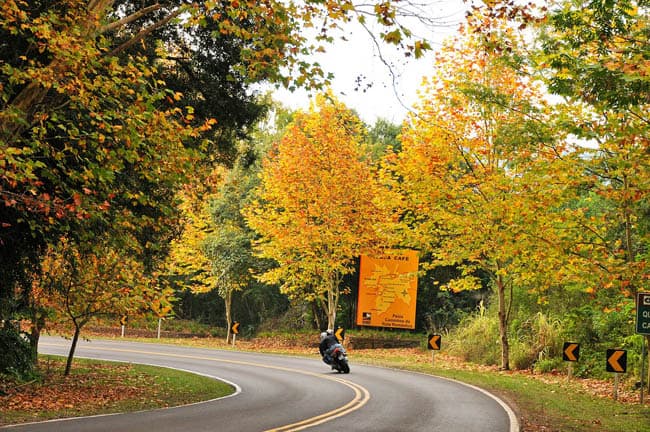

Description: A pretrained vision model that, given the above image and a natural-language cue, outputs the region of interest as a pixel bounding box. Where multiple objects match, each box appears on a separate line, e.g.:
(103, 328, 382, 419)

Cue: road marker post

(119, 315, 127, 338)
(635, 292, 650, 404)
(606, 349, 627, 401)
(231, 321, 240, 347)
(562, 342, 580, 380)
(427, 334, 441, 366)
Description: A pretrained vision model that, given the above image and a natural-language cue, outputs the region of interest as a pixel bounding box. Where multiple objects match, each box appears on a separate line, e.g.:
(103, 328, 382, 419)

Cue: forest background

(1, 0, 649, 395)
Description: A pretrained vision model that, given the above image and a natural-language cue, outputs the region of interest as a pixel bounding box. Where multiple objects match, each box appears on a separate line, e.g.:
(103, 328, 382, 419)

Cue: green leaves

(538, 0, 650, 108)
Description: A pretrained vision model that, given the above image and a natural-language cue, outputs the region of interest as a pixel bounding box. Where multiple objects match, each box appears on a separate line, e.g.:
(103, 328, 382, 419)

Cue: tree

(244, 94, 389, 330)
(202, 144, 266, 341)
(0, 0, 203, 330)
(165, 102, 292, 339)
(34, 236, 172, 375)
(535, 0, 650, 302)
(387, 13, 570, 370)
(367, 118, 403, 160)
(533, 0, 650, 381)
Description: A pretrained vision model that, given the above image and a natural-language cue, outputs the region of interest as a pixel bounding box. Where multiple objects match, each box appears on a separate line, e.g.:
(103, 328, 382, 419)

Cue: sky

(271, 1, 468, 125)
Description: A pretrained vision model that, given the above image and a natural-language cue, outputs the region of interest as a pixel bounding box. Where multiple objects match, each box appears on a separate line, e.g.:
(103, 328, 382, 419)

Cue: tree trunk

(326, 276, 340, 330)
(311, 301, 322, 330)
(496, 275, 510, 370)
(65, 322, 82, 376)
(224, 287, 232, 344)
(28, 309, 46, 367)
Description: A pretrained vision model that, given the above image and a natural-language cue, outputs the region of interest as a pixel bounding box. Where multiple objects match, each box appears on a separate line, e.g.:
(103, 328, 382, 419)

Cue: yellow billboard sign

(356, 249, 419, 329)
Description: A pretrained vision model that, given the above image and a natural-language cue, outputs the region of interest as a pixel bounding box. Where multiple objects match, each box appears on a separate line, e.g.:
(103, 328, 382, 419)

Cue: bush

(510, 340, 538, 370)
(447, 307, 501, 366)
(534, 357, 564, 374)
(510, 312, 563, 370)
(0, 323, 34, 379)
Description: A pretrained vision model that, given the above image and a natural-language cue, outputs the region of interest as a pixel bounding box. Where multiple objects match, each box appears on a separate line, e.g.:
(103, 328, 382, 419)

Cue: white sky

(271, 1, 468, 125)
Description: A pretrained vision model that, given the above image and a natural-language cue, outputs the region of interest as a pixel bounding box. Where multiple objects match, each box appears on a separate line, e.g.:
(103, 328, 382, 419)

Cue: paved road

(3, 336, 518, 431)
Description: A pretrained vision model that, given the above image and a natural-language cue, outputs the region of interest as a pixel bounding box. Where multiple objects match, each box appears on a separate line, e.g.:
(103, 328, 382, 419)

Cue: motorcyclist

(319, 329, 339, 367)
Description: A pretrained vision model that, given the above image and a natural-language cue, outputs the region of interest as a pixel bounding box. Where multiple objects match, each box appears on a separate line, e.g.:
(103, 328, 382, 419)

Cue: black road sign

(636, 292, 650, 335)
(606, 349, 627, 373)
(427, 334, 441, 350)
(563, 342, 580, 362)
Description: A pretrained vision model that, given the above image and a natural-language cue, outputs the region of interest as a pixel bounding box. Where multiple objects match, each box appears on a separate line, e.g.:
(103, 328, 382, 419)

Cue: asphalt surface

(2, 336, 518, 431)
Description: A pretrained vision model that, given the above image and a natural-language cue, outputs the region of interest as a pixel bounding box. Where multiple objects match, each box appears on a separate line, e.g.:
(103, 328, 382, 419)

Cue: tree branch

(100, 4, 162, 34)
(108, 7, 183, 57)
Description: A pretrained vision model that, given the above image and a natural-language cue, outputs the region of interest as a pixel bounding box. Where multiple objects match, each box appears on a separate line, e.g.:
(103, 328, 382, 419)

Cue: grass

(0, 356, 234, 426)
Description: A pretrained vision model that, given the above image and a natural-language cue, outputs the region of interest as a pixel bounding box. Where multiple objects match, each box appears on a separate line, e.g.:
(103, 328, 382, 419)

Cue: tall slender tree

(387, 13, 570, 370)
(244, 94, 389, 329)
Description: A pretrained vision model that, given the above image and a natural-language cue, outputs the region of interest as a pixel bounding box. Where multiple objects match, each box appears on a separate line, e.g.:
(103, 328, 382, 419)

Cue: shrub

(447, 307, 500, 366)
(510, 340, 538, 370)
(0, 323, 34, 379)
(534, 357, 564, 374)
(510, 312, 563, 370)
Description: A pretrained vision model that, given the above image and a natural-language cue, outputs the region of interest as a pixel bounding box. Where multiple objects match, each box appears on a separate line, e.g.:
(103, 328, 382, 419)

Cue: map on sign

(356, 249, 419, 329)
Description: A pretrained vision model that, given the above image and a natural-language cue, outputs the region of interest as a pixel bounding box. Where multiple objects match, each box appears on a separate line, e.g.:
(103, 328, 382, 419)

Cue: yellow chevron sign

(562, 342, 580, 362)
(335, 327, 345, 342)
(231, 321, 240, 335)
(606, 349, 627, 373)
(427, 334, 441, 350)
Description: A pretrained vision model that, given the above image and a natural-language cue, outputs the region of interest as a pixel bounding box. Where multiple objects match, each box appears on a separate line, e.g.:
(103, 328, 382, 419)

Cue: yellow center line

(41, 343, 370, 431)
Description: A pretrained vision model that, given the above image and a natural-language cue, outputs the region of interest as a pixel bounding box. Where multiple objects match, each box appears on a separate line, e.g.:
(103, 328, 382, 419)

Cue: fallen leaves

(0, 359, 157, 424)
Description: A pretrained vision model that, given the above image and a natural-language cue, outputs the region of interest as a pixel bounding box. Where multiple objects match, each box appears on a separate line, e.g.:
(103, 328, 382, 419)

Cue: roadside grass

(0, 356, 234, 426)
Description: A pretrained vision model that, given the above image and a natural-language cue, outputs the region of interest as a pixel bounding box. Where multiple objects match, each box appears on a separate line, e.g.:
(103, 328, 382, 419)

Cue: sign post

(334, 327, 346, 343)
(562, 342, 580, 380)
(231, 321, 240, 346)
(427, 334, 441, 366)
(636, 292, 650, 404)
(356, 250, 419, 329)
(120, 316, 127, 338)
(606, 349, 627, 401)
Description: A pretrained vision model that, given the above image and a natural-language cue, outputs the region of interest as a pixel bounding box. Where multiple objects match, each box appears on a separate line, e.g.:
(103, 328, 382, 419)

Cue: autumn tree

(535, 0, 650, 303)
(34, 236, 173, 375)
(244, 94, 389, 330)
(387, 14, 572, 370)
(530, 0, 650, 381)
(0, 0, 204, 348)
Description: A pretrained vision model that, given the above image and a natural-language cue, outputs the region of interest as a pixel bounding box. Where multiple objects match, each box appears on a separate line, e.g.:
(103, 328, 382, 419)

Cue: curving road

(3, 336, 519, 431)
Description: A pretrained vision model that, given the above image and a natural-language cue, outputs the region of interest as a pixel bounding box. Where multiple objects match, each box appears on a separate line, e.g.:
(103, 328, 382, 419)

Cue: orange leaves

(244, 93, 388, 301)
(33, 235, 162, 330)
(392, 13, 573, 300)
(0, 360, 160, 416)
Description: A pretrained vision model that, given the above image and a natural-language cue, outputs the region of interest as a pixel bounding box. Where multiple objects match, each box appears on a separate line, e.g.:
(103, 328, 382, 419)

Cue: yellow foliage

(243, 92, 390, 315)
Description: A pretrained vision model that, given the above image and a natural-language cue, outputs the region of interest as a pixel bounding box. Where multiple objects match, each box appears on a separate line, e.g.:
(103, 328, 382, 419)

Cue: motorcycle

(327, 343, 350, 374)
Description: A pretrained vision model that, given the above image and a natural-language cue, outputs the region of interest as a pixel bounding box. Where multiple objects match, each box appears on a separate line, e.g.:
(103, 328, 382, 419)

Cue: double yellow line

(266, 376, 369, 432)
(41, 343, 370, 431)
